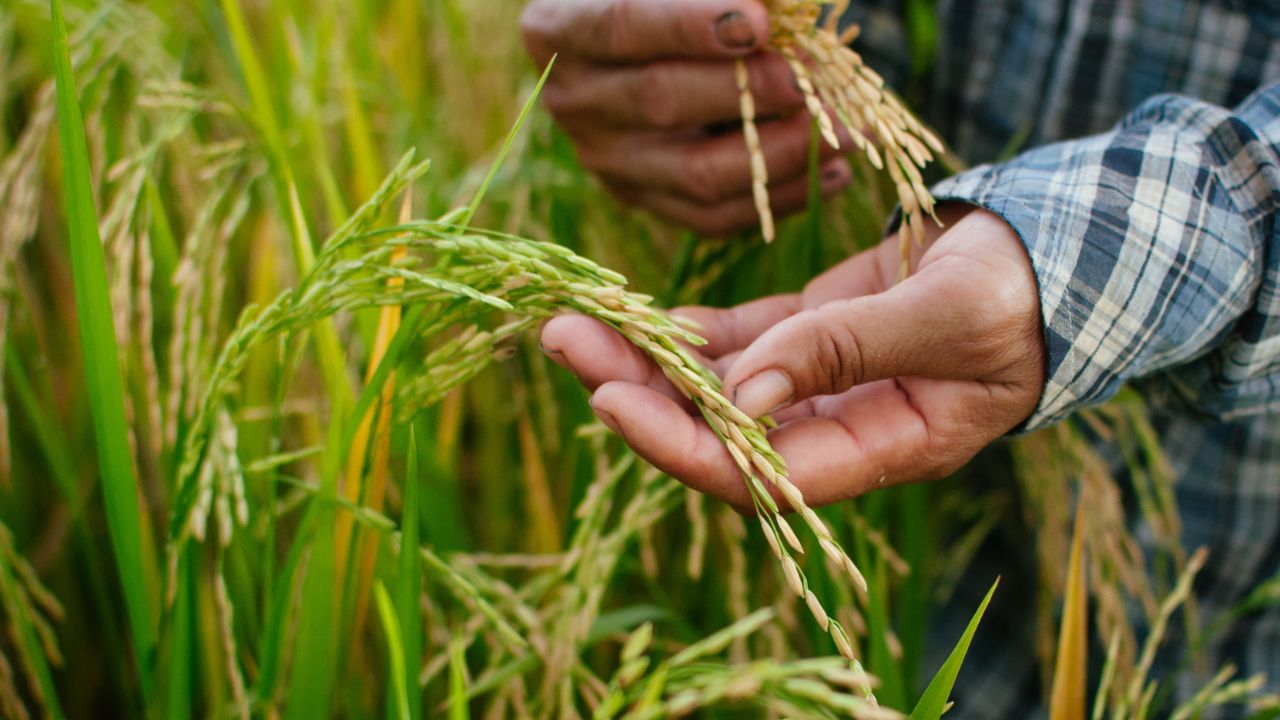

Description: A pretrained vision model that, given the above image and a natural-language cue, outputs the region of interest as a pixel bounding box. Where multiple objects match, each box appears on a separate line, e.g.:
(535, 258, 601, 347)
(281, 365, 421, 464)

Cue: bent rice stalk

(740, 0, 944, 278)
(168, 153, 879, 700)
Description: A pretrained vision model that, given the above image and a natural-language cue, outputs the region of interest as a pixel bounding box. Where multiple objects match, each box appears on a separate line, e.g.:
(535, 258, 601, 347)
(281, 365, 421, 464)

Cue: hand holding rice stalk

(165, 151, 881, 701)
(741, 0, 944, 275)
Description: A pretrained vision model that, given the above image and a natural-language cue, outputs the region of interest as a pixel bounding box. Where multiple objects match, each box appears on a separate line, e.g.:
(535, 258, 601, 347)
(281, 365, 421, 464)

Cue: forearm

(930, 84, 1280, 428)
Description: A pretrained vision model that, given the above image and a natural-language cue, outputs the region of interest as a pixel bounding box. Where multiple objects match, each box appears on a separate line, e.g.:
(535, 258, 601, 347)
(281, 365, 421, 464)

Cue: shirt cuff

(925, 94, 1265, 430)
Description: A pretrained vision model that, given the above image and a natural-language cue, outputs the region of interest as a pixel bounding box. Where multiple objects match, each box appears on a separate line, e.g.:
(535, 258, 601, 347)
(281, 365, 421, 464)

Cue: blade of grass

(866, 552, 907, 709)
(898, 484, 930, 691)
(219, 0, 350, 404)
(909, 578, 1000, 720)
(903, 0, 940, 81)
(165, 546, 196, 720)
(336, 192, 412, 629)
(253, 501, 317, 707)
(5, 345, 80, 513)
(339, 44, 383, 204)
(517, 412, 560, 551)
(375, 581, 412, 720)
(394, 427, 423, 720)
(340, 57, 556, 461)
(7, 343, 132, 710)
(457, 57, 556, 228)
(447, 636, 468, 720)
(284, 401, 346, 720)
(50, 0, 157, 697)
(0, 541, 64, 719)
(1050, 503, 1088, 720)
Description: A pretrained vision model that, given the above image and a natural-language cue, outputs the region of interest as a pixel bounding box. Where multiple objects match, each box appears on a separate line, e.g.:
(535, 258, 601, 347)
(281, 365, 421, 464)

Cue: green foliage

(0, 1, 1268, 718)
(375, 580, 412, 720)
(49, 0, 157, 698)
(909, 579, 999, 720)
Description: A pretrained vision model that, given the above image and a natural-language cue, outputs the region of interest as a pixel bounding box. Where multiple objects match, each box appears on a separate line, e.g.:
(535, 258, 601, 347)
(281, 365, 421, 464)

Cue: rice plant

(0, 0, 1275, 718)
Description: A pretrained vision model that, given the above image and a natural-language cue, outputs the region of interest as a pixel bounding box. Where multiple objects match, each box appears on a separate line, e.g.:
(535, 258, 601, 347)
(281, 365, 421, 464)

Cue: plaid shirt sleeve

(929, 83, 1280, 430)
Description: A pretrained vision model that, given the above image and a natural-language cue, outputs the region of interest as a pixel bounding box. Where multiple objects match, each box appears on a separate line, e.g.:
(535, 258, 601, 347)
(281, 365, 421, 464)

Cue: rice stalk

(0, 522, 64, 719)
(1168, 666, 1265, 720)
(1109, 547, 1209, 720)
(374, 580, 413, 720)
(718, 509, 752, 664)
(683, 491, 707, 580)
(738, 0, 944, 275)
(158, 150, 875, 697)
(335, 191, 413, 645)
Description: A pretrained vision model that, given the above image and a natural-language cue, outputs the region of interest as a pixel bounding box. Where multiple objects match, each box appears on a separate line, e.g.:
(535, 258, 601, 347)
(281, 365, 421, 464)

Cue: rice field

(2, 0, 1277, 718)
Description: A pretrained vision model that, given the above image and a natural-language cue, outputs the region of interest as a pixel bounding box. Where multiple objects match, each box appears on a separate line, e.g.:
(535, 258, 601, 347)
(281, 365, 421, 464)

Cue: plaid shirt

(841, 0, 1280, 716)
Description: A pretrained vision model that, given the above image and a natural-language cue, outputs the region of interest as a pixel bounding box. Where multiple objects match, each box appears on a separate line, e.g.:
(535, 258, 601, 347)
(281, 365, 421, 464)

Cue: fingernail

(539, 341, 568, 366)
(732, 369, 793, 418)
(590, 396, 622, 434)
(714, 11, 757, 50)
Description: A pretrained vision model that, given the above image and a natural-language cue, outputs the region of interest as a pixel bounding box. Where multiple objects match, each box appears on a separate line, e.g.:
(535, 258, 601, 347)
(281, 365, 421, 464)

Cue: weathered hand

(540, 206, 1046, 511)
(521, 0, 853, 235)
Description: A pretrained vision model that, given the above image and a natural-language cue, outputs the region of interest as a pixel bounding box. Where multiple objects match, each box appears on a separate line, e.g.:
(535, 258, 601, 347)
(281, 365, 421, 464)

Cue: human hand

(540, 206, 1046, 511)
(521, 0, 854, 235)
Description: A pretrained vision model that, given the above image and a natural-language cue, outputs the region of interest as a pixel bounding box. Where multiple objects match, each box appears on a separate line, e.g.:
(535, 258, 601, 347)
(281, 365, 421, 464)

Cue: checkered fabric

(837, 1, 1280, 716)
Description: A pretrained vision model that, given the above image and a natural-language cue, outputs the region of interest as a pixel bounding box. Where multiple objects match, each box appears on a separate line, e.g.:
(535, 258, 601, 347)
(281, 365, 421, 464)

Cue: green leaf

(163, 547, 195, 720)
(254, 505, 318, 702)
(0, 541, 64, 719)
(1050, 508, 1088, 720)
(375, 581, 412, 720)
(909, 578, 1000, 720)
(867, 553, 907, 709)
(448, 637, 468, 720)
(284, 401, 346, 720)
(904, 0, 940, 80)
(50, 0, 157, 697)
(393, 428, 424, 720)
(458, 56, 557, 229)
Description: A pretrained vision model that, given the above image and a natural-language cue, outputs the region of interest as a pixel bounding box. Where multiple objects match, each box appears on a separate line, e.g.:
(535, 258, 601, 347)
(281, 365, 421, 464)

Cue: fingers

(671, 241, 905, 358)
(581, 113, 849, 208)
(673, 294, 803, 358)
(799, 241, 899, 307)
(544, 53, 804, 131)
(774, 377, 1002, 504)
(589, 381, 751, 508)
(608, 156, 852, 236)
(722, 247, 1041, 418)
(587, 376, 1003, 511)
(522, 0, 769, 65)
(540, 314, 701, 411)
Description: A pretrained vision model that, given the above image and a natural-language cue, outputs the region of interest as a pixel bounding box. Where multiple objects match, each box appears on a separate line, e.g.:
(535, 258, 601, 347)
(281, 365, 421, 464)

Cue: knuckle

(681, 147, 729, 204)
(602, 0, 636, 59)
(753, 54, 804, 110)
(635, 64, 683, 130)
(813, 305, 864, 392)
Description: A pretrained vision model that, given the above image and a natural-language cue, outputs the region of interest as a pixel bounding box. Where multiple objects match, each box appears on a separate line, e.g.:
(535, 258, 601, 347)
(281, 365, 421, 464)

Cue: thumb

(721, 267, 1024, 417)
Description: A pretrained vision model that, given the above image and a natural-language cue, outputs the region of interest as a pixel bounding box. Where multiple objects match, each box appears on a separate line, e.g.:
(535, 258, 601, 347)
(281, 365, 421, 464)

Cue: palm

(542, 207, 1044, 511)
